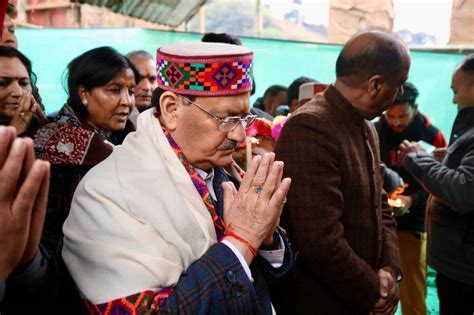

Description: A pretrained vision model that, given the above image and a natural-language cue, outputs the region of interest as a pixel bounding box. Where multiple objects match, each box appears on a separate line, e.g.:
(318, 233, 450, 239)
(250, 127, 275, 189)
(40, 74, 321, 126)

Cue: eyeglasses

(180, 96, 257, 132)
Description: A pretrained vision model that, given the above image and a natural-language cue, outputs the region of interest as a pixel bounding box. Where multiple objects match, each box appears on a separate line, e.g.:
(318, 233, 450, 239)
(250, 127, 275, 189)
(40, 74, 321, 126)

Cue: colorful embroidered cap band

(156, 42, 253, 96)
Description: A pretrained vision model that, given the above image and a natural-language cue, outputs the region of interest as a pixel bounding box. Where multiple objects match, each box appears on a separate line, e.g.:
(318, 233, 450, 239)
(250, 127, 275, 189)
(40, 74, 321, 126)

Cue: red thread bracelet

(225, 224, 258, 257)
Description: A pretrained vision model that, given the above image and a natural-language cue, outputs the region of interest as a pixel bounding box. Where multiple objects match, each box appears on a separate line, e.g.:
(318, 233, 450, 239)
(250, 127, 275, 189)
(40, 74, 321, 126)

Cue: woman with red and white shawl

(35, 46, 138, 252)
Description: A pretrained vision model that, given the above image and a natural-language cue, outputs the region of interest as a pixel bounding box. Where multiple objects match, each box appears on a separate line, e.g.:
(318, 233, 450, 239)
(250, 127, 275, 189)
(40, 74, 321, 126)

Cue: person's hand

(0, 126, 50, 280)
(9, 94, 47, 135)
(222, 153, 291, 264)
(17, 148, 50, 269)
(260, 152, 285, 246)
(433, 147, 448, 162)
(393, 195, 412, 217)
(372, 267, 399, 314)
(398, 140, 425, 163)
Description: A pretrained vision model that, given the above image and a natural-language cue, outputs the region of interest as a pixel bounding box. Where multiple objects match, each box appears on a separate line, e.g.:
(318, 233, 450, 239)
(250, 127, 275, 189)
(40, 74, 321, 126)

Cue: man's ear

(160, 91, 179, 130)
(367, 75, 383, 98)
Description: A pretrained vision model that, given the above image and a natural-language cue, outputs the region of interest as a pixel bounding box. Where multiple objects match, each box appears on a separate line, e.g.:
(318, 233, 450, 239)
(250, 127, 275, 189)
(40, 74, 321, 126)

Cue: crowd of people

(1, 3, 474, 315)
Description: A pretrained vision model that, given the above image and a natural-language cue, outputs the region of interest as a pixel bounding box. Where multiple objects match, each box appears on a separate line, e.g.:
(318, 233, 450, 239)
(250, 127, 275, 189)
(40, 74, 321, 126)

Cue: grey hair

(126, 50, 154, 61)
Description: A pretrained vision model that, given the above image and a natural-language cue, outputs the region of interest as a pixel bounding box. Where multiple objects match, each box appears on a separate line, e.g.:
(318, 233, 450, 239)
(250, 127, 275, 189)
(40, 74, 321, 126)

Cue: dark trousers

(436, 272, 474, 315)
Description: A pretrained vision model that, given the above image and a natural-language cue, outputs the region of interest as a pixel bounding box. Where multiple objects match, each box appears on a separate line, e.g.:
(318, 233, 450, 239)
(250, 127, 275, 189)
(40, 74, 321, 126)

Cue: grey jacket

(403, 107, 474, 285)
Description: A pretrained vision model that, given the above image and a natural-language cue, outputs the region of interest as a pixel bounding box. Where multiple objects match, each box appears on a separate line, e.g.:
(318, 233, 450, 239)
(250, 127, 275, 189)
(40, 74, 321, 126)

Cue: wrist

(224, 236, 255, 265)
(226, 224, 262, 250)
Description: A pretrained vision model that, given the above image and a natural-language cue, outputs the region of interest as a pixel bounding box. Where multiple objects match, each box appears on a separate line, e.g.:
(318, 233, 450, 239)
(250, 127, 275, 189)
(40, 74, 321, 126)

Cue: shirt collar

(196, 168, 217, 201)
(196, 168, 215, 182)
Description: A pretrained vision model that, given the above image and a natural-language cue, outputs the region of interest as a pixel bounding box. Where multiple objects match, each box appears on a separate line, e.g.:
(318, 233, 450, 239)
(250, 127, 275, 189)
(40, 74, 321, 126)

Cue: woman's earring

(82, 99, 88, 106)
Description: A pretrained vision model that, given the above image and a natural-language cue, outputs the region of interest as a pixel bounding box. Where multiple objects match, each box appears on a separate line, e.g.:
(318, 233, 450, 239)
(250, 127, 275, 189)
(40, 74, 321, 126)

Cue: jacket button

(226, 270, 237, 283)
(231, 285, 242, 298)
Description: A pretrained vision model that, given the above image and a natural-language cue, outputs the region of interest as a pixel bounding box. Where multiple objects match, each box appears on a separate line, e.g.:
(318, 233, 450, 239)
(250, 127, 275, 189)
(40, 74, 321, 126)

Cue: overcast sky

(264, 0, 454, 44)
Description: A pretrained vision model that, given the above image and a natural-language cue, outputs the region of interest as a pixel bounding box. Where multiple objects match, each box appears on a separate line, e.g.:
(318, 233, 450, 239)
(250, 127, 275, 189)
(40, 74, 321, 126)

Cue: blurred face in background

(1, 16, 18, 49)
(385, 102, 416, 133)
(264, 90, 287, 116)
(451, 68, 474, 110)
(0, 56, 31, 119)
(129, 57, 157, 111)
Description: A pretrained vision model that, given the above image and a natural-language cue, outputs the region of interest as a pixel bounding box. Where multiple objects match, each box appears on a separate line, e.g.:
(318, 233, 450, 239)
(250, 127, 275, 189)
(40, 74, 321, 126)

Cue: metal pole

(256, 0, 262, 38)
(17, 0, 26, 22)
(198, 5, 205, 34)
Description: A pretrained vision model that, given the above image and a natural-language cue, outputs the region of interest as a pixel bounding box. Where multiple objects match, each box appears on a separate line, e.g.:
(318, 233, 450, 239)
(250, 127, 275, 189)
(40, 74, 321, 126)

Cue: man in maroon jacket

(273, 30, 410, 315)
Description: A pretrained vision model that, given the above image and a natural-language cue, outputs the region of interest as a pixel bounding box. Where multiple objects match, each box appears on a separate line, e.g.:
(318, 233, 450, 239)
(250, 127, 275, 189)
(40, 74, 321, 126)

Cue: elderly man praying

(62, 42, 293, 314)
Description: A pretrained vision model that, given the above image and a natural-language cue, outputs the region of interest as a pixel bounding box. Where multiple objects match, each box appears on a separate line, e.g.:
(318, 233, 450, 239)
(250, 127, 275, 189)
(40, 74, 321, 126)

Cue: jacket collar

(324, 85, 366, 127)
(450, 107, 474, 144)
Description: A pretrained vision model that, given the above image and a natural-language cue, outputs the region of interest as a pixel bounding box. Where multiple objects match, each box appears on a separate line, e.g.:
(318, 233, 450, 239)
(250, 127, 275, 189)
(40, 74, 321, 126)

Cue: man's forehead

(140, 69, 157, 78)
(452, 69, 467, 86)
(196, 94, 250, 115)
(388, 103, 411, 113)
(133, 58, 155, 70)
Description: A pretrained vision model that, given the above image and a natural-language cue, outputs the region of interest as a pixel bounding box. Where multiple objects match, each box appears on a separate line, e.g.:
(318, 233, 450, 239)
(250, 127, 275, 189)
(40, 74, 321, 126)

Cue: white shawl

(62, 109, 217, 304)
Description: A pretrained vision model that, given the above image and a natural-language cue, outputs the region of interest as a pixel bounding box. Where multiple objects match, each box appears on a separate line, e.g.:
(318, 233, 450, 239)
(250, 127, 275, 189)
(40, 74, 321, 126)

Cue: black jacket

(403, 107, 474, 285)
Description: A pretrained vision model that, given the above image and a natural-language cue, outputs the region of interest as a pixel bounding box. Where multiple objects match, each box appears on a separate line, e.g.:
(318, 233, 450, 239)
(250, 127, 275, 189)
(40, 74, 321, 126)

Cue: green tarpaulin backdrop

(17, 28, 467, 139)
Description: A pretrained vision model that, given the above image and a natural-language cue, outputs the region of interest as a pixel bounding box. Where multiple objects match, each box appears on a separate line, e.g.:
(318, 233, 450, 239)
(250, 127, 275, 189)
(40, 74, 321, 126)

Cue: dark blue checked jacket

(157, 167, 295, 314)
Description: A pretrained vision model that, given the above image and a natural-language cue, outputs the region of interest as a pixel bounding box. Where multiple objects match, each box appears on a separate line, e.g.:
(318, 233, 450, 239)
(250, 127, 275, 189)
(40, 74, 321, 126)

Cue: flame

(388, 183, 407, 208)
(388, 198, 404, 208)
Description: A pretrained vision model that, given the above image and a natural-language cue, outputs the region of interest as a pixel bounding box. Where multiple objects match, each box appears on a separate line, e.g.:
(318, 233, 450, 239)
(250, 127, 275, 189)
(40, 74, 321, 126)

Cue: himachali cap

(298, 82, 329, 102)
(156, 42, 254, 96)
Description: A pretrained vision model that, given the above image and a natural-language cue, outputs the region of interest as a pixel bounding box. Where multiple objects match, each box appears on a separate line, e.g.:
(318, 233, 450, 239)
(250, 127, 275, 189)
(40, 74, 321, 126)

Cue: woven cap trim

(156, 50, 253, 96)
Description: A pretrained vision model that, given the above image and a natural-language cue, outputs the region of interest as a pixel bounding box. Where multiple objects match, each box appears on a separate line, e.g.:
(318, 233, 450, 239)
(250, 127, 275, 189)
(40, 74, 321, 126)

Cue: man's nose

(228, 122, 246, 143)
(139, 79, 152, 92)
